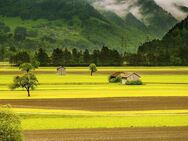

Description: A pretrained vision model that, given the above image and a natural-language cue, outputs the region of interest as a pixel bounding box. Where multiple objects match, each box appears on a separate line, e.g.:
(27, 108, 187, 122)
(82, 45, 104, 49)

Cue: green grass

(22, 115, 188, 130)
(0, 68, 188, 99)
(13, 108, 188, 130)
(0, 84, 188, 99)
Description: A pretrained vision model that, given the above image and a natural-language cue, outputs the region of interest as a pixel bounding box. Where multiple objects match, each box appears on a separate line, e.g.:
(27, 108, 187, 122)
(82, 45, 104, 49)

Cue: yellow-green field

(0, 65, 188, 131)
(13, 108, 188, 130)
(0, 73, 188, 99)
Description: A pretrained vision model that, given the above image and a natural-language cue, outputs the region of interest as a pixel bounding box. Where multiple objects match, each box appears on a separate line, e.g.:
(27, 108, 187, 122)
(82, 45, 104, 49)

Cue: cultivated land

(0, 63, 188, 140)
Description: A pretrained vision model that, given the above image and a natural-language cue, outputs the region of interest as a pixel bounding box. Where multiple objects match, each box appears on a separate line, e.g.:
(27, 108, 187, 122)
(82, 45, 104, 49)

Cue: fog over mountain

(91, 0, 142, 19)
(154, 0, 188, 20)
(91, 0, 188, 20)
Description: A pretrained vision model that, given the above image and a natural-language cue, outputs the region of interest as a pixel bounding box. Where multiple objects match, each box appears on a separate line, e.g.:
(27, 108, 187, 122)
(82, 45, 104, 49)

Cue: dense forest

(126, 16, 188, 66)
(9, 46, 123, 66)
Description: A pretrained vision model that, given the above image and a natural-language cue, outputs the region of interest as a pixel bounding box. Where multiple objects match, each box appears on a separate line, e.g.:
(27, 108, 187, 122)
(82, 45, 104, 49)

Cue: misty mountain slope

(136, 0, 178, 37)
(124, 13, 148, 33)
(91, 0, 178, 37)
(100, 11, 154, 52)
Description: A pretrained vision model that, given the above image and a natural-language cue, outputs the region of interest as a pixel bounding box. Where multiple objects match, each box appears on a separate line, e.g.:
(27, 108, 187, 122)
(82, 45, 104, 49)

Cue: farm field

(0, 64, 188, 140)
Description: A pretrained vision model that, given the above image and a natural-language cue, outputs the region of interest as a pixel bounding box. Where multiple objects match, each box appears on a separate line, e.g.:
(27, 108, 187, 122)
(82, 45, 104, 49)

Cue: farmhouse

(110, 72, 141, 84)
(57, 66, 66, 75)
(121, 72, 141, 84)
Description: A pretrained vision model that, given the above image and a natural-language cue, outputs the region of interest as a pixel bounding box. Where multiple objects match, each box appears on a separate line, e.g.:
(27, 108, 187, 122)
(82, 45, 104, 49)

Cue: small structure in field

(109, 72, 141, 84)
(121, 72, 141, 84)
(57, 66, 66, 76)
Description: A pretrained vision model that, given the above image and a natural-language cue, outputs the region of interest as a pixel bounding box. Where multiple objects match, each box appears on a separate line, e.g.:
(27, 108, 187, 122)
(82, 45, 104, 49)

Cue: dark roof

(110, 72, 124, 77)
(122, 72, 141, 78)
(111, 72, 141, 78)
(57, 66, 65, 70)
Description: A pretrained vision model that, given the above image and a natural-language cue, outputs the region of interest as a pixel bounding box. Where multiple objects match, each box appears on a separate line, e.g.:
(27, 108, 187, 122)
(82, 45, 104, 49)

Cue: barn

(57, 66, 66, 75)
(121, 73, 141, 84)
(109, 72, 141, 84)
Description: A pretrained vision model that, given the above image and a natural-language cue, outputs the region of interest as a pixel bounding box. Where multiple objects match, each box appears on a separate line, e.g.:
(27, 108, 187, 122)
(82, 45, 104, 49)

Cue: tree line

(9, 46, 124, 66)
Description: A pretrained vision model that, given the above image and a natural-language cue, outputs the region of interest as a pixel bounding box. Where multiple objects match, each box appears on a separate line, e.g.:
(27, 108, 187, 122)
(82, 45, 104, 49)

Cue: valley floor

(0, 64, 188, 140)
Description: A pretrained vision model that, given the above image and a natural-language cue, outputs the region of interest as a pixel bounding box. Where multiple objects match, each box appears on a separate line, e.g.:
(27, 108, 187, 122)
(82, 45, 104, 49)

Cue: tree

(92, 49, 100, 65)
(14, 27, 27, 41)
(10, 73, 39, 97)
(51, 48, 63, 66)
(72, 48, 79, 65)
(31, 59, 40, 69)
(111, 50, 123, 66)
(35, 48, 50, 66)
(19, 63, 34, 73)
(100, 46, 110, 65)
(0, 47, 5, 61)
(0, 107, 23, 141)
(83, 49, 90, 65)
(89, 63, 97, 76)
(63, 48, 72, 65)
(9, 51, 30, 66)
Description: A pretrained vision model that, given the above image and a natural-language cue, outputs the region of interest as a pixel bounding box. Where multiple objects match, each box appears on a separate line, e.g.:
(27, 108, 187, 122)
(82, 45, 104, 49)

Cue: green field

(13, 108, 188, 130)
(0, 65, 188, 130)
(0, 73, 188, 99)
(22, 115, 188, 130)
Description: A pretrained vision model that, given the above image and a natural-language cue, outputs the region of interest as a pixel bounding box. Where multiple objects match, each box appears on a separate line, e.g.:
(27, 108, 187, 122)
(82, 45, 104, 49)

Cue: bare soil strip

(24, 127, 188, 141)
(1, 97, 188, 111)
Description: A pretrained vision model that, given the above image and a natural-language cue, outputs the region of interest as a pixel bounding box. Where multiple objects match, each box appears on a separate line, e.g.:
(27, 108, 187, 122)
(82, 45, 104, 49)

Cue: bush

(126, 80, 143, 85)
(109, 76, 122, 83)
(0, 106, 23, 141)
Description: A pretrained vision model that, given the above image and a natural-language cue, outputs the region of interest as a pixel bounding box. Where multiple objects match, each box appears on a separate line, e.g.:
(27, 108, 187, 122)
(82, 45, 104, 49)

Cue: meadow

(0, 64, 188, 139)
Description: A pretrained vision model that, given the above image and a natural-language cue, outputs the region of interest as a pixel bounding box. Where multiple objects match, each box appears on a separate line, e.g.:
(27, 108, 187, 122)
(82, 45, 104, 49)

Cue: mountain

(137, 16, 188, 65)
(0, 0, 183, 54)
(91, 0, 178, 37)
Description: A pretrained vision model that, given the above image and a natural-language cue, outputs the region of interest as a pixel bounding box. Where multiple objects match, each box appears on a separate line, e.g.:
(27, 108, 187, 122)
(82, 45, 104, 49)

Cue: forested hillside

(0, 0, 179, 60)
(128, 16, 188, 66)
(91, 0, 178, 37)
(0, 0, 153, 57)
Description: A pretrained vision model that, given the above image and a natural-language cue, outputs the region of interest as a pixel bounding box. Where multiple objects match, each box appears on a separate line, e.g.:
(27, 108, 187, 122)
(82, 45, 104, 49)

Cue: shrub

(126, 80, 143, 85)
(109, 76, 122, 83)
(0, 106, 23, 141)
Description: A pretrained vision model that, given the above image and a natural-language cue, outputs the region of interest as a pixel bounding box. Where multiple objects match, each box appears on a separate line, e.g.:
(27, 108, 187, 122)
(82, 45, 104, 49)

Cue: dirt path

(1, 97, 188, 111)
(24, 127, 188, 141)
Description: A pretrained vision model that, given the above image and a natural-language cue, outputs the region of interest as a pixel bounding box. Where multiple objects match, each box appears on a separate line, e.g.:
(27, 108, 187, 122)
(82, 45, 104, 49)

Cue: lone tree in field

(0, 106, 23, 141)
(10, 63, 39, 97)
(89, 63, 97, 76)
(10, 73, 39, 97)
(19, 62, 39, 73)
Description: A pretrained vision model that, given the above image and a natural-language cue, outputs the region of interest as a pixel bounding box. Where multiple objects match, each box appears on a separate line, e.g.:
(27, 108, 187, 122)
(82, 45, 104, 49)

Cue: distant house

(121, 72, 141, 84)
(110, 72, 141, 84)
(57, 66, 66, 75)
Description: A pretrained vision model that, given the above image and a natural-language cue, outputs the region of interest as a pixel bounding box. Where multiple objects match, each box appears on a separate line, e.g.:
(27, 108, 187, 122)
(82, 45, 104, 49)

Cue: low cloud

(153, 0, 188, 20)
(92, 0, 142, 19)
(91, 0, 188, 20)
